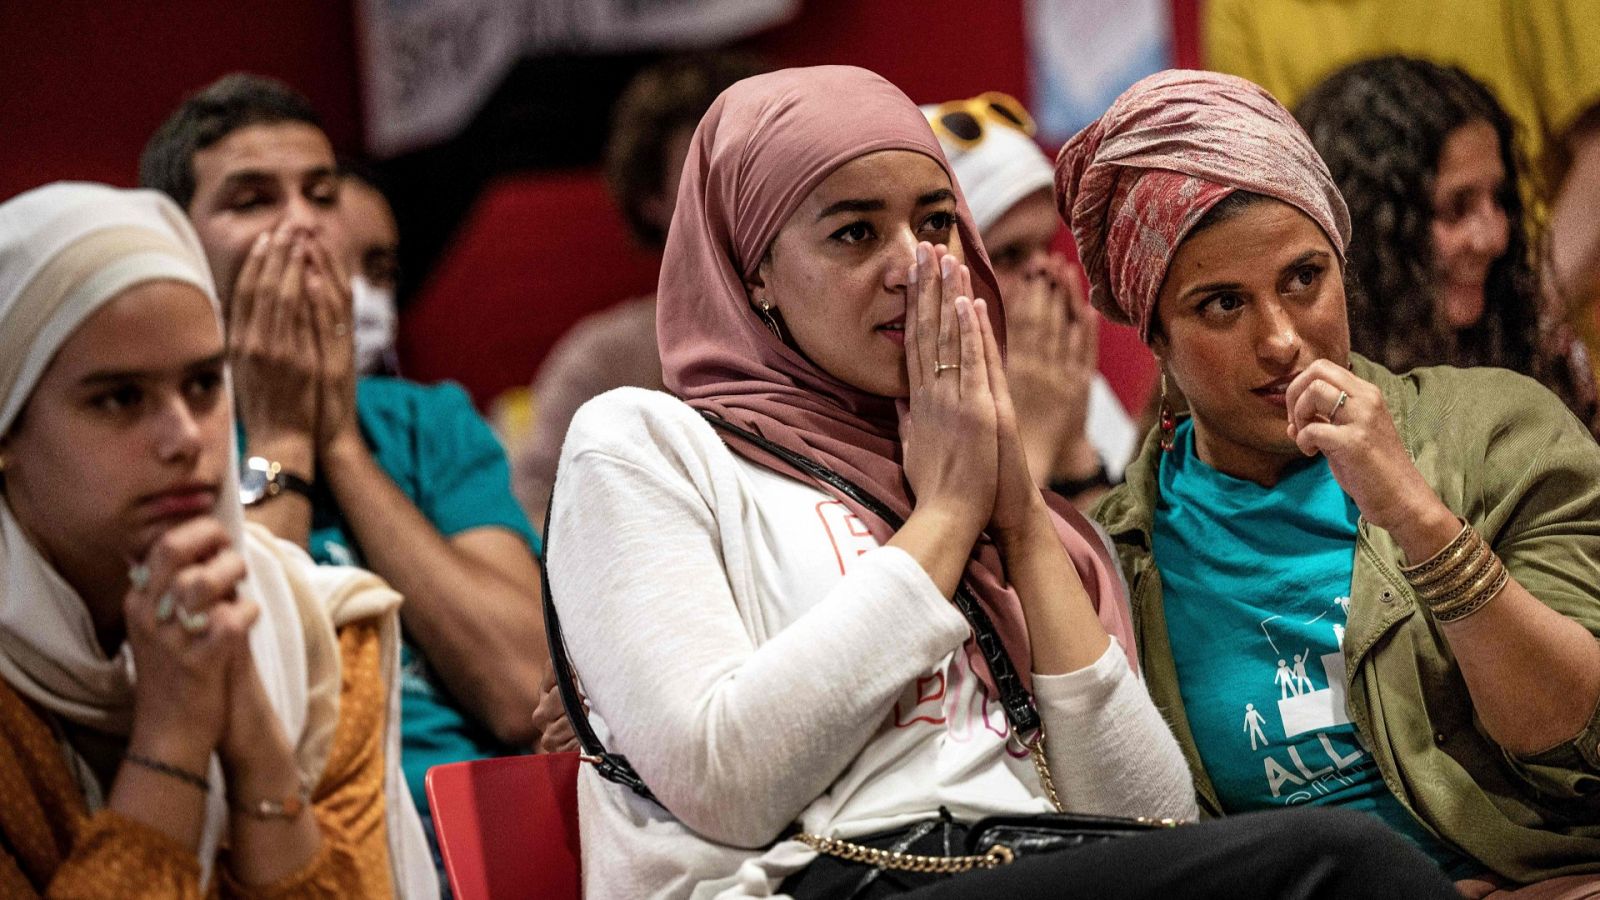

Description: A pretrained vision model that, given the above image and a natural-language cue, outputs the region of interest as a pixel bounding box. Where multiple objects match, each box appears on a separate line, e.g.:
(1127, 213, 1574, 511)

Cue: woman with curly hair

(1294, 55, 1598, 431)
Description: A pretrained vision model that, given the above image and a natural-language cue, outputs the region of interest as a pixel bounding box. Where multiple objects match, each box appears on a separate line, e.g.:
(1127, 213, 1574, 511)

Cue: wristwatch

(239, 456, 314, 506)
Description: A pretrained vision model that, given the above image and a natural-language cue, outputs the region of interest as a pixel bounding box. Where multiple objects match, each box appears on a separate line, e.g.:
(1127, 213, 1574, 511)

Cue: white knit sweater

(547, 388, 1197, 899)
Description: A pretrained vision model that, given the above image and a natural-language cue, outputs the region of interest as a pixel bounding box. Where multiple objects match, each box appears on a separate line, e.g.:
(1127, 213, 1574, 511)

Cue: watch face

(239, 466, 269, 505)
(239, 456, 272, 505)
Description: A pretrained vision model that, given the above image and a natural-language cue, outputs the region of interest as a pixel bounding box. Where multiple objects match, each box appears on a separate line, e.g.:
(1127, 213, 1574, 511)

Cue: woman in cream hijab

(0, 182, 435, 897)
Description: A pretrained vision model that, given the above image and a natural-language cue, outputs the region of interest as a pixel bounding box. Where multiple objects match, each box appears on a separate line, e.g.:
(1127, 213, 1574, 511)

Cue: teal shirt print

(1153, 420, 1471, 873)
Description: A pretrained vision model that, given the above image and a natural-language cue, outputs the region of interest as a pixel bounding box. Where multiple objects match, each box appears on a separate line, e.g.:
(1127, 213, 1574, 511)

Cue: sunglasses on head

(930, 92, 1037, 149)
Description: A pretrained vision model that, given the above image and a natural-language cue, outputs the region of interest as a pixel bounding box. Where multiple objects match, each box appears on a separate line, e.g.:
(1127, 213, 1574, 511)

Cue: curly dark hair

(1294, 56, 1541, 377)
(605, 53, 765, 249)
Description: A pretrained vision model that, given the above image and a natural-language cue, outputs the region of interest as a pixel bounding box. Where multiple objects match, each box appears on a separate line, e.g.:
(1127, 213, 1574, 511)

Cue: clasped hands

(123, 517, 296, 800)
(229, 219, 358, 464)
(899, 242, 1049, 544)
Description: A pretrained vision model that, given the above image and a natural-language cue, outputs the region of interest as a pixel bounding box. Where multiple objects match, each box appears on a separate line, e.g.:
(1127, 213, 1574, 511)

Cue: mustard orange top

(0, 621, 393, 899)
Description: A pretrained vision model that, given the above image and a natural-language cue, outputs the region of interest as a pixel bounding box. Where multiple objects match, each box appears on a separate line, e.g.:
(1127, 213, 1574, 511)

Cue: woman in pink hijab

(1069, 70, 1600, 897)
(544, 65, 1455, 899)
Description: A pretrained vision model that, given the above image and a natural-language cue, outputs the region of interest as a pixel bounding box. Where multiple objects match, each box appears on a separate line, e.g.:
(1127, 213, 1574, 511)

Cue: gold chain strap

(793, 832, 1015, 873)
(1027, 729, 1064, 812)
(792, 727, 1060, 874)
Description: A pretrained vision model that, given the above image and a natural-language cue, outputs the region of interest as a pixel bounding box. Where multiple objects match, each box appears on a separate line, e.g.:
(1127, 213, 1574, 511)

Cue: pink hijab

(1055, 70, 1351, 343)
(657, 65, 1136, 694)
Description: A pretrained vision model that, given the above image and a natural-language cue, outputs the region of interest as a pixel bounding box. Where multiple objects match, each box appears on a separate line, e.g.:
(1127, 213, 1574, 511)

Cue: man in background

(140, 73, 548, 877)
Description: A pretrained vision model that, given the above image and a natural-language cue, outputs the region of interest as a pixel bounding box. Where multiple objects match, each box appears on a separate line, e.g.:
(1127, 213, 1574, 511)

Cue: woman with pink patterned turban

(1069, 70, 1600, 896)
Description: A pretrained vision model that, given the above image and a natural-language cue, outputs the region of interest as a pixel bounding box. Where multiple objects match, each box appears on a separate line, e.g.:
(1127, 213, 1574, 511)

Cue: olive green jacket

(1095, 355, 1600, 882)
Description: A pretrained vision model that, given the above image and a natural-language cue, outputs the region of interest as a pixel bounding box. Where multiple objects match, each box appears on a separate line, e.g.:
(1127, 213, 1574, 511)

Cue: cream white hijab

(0, 183, 435, 895)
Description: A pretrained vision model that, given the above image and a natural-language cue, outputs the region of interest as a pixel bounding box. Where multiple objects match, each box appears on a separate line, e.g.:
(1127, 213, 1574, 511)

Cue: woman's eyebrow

(814, 188, 954, 221)
(1180, 278, 1243, 301)
(816, 198, 885, 220)
(1284, 249, 1333, 269)
(76, 351, 227, 386)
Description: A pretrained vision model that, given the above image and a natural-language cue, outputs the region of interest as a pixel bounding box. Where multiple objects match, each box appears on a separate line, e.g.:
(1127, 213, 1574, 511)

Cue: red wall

(0, 0, 1049, 202)
(0, 1, 361, 202)
(3, 0, 1183, 410)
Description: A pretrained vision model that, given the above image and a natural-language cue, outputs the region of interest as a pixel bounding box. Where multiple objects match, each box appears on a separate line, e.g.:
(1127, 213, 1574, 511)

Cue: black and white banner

(359, 0, 798, 157)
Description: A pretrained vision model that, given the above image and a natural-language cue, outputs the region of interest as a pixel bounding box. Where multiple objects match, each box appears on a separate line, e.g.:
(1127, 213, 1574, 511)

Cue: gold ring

(1330, 390, 1349, 423)
(934, 362, 961, 377)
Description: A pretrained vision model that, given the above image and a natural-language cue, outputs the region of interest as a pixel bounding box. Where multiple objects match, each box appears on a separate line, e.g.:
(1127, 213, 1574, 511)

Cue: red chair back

(426, 752, 582, 900)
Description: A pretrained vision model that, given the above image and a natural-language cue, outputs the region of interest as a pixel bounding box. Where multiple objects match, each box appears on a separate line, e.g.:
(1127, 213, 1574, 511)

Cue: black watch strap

(243, 456, 314, 504)
(271, 467, 314, 500)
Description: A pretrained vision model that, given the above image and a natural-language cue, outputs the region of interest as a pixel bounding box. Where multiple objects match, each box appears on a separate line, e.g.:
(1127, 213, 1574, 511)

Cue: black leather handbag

(537, 411, 1178, 879)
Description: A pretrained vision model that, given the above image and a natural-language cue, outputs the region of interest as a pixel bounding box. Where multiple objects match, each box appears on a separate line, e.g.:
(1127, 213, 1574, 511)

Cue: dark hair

(1190, 189, 1271, 235)
(605, 53, 765, 249)
(139, 73, 323, 209)
(1294, 55, 1538, 375)
(338, 155, 393, 204)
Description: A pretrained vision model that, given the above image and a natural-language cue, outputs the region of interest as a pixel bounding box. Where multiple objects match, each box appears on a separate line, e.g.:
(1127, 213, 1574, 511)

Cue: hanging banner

(526, 0, 797, 53)
(359, 0, 797, 157)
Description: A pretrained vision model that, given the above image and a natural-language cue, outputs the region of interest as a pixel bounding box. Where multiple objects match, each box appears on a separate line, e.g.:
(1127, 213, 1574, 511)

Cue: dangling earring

(1158, 372, 1176, 453)
(753, 298, 791, 344)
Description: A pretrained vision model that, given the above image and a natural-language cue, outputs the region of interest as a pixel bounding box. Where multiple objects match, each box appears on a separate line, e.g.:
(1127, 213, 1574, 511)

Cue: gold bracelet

(1415, 537, 1495, 606)
(1400, 517, 1475, 584)
(1425, 550, 1499, 611)
(1433, 563, 1504, 621)
(1430, 557, 1509, 623)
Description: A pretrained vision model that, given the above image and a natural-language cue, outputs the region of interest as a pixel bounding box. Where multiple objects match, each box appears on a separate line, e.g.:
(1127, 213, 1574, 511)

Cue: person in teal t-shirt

(306, 378, 543, 819)
(142, 74, 551, 894)
(1154, 419, 1476, 877)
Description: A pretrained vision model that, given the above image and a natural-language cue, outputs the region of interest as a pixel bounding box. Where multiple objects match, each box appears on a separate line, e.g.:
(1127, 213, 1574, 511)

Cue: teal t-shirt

(244, 377, 541, 820)
(1153, 419, 1472, 875)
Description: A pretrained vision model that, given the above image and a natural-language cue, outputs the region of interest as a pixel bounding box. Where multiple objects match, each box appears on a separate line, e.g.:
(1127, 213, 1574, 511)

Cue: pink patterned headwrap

(658, 66, 1138, 694)
(1055, 70, 1351, 343)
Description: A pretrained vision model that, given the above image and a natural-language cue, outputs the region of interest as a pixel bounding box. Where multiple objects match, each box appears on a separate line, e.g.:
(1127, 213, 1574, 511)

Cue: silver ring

(155, 592, 176, 624)
(176, 606, 211, 635)
(128, 563, 151, 591)
(1330, 390, 1349, 423)
(934, 362, 961, 377)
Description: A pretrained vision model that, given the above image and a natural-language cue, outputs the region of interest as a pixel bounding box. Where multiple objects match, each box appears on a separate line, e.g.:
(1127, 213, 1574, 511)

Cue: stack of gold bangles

(1399, 518, 1509, 623)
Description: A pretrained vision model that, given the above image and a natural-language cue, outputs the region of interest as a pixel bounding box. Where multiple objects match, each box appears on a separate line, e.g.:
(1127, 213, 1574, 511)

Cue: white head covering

(0, 183, 435, 895)
(920, 100, 1056, 232)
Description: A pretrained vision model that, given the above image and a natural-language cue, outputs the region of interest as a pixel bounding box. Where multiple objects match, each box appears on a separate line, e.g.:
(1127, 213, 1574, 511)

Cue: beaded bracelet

(124, 752, 209, 793)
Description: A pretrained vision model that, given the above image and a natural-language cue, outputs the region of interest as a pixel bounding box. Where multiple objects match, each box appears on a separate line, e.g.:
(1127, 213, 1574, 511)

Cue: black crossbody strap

(701, 414, 1041, 736)
(537, 411, 1042, 807)
(540, 495, 658, 802)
